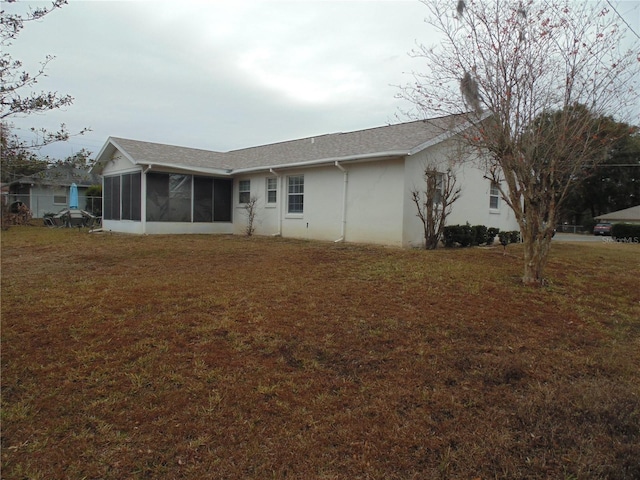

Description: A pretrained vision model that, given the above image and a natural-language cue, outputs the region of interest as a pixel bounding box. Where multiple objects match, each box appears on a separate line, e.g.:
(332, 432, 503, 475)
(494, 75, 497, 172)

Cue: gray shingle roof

(12, 164, 101, 187)
(101, 114, 470, 174)
(595, 205, 640, 222)
(110, 138, 232, 171)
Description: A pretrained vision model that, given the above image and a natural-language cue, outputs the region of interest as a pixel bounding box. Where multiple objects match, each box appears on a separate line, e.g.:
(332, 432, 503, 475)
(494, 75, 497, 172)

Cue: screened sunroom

(102, 170, 234, 234)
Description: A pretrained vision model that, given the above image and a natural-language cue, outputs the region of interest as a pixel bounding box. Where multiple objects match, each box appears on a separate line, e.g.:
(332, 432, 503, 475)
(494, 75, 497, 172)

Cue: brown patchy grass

(1, 226, 639, 479)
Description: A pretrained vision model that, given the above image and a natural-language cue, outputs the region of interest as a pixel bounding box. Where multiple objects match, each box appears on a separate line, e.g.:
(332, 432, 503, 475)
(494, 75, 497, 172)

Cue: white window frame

(238, 179, 250, 204)
(489, 182, 500, 210)
(287, 175, 304, 215)
(266, 177, 277, 206)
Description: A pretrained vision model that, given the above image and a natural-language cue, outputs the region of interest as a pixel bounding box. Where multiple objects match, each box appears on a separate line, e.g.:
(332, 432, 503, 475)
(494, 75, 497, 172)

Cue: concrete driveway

(553, 232, 606, 243)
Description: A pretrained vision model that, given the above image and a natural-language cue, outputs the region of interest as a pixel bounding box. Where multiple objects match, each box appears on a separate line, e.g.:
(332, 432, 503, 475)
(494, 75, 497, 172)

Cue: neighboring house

(595, 205, 640, 224)
(8, 165, 102, 218)
(92, 115, 518, 247)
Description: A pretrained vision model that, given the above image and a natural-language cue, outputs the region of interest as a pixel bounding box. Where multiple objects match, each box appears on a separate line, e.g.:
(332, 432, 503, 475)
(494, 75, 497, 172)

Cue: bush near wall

(611, 223, 640, 242)
(443, 224, 502, 247)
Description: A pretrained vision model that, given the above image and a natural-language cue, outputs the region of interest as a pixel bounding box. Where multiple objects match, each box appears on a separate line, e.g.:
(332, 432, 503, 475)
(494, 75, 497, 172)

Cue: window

(194, 176, 214, 222)
(490, 182, 500, 209)
(53, 194, 67, 205)
(104, 173, 140, 221)
(287, 175, 304, 214)
(103, 176, 121, 220)
(193, 177, 233, 222)
(433, 173, 444, 205)
(146, 173, 191, 222)
(239, 180, 250, 204)
(146, 173, 232, 223)
(213, 178, 233, 222)
(121, 173, 141, 220)
(266, 177, 277, 204)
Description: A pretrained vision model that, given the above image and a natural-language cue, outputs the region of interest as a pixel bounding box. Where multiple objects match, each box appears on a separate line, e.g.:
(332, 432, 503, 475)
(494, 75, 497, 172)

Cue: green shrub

(472, 225, 488, 246)
(611, 223, 640, 242)
(443, 224, 478, 247)
(509, 231, 520, 243)
(498, 231, 510, 246)
(444, 225, 506, 247)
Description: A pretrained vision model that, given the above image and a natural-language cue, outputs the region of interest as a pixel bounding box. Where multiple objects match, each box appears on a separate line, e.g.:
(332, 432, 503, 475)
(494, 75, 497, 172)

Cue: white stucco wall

(98, 141, 518, 244)
(402, 140, 519, 248)
(101, 152, 137, 175)
(232, 159, 406, 246)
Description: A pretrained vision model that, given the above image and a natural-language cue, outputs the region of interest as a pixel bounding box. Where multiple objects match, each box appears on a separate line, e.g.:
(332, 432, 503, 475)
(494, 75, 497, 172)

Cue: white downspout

(270, 168, 282, 236)
(334, 161, 348, 242)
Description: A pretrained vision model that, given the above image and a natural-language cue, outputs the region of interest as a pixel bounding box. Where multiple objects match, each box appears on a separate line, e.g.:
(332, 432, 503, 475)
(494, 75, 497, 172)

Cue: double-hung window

(266, 177, 277, 204)
(490, 182, 500, 210)
(287, 175, 304, 214)
(238, 180, 250, 204)
(433, 172, 444, 205)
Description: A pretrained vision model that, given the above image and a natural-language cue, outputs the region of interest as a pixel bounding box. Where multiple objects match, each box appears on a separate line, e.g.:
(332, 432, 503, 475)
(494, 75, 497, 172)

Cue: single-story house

(595, 205, 640, 224)
(92, 114, 518, 247)
(7, 164, 102, 218)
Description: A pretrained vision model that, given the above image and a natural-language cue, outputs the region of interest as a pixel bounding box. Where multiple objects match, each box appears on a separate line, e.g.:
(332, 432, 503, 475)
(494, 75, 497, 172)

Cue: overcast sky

(4, 0, 640, 161)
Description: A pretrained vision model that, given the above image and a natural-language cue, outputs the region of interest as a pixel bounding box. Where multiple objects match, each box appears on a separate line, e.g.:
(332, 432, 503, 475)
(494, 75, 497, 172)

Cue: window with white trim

(490, 182, 500, 209)
(238, 180, 250, 204)
(433, 172, 444, 205)
(266, 177, 277, 204)
(287, 175, 304, 214)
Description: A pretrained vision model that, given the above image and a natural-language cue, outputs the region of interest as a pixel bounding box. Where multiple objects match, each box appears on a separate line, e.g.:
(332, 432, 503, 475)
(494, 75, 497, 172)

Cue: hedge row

(441, 224, 490, 247)
(611, 223, 640, 241)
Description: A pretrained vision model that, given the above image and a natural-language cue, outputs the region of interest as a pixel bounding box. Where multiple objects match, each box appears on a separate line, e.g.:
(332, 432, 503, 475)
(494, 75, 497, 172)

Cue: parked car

(593, 222, 612, 236)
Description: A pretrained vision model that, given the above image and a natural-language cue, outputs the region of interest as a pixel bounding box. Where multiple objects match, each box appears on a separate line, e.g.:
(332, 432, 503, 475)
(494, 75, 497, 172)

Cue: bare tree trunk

(521, 229, 552, 286)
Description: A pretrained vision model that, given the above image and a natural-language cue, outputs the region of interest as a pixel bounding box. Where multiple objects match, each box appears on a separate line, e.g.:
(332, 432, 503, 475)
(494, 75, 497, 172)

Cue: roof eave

(141, 163, 232, 176)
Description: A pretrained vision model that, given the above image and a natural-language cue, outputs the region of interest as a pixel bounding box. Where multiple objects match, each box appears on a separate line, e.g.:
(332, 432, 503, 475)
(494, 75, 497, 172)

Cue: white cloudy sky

(4, 0, 640, 160)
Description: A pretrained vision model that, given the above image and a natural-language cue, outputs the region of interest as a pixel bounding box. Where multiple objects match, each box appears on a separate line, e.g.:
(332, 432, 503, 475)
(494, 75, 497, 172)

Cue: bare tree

(412, 161, 461, 250)
(399, 0, 639, 285)
(1, 1, 89, 155)
(243, 196, 259, 236)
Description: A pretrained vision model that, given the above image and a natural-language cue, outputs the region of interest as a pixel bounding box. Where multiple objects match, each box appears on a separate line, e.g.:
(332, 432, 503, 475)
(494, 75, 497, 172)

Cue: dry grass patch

(2, 227, 639, 479)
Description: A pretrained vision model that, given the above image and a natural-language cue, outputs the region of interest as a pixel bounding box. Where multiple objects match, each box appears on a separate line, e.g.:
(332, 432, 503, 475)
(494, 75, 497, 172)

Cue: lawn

(1, 226, 639, 479)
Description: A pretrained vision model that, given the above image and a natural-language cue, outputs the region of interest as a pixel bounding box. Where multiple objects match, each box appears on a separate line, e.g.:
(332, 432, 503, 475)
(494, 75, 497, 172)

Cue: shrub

(472, 225, 488, 246)
(611, 223, 640, 242)
(444, 225, 505, 247)
(442, 224, 476, 247)
(509, 231, 521, 243)
(498, 231, 510, 247)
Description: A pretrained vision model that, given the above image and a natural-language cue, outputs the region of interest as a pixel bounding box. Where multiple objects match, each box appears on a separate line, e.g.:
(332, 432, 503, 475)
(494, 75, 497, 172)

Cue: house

(595, 205, 640, 224)
(7, 164, 102, 218)
(91, 115, 518, 247)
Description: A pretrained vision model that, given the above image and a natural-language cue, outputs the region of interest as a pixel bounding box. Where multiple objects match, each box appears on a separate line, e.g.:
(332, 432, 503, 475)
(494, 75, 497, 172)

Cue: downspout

(334, 161, 348, 242)
(270, 168, 282, 236)
(141, 164, 152, 234)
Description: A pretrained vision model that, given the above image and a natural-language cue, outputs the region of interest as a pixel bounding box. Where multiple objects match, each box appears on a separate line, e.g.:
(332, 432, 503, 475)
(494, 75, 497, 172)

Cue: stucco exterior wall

(101, 152, 137, 175)
(98, 142, 518, 244)
(402, 140, 519, 248)
(232, 159, 406, 246)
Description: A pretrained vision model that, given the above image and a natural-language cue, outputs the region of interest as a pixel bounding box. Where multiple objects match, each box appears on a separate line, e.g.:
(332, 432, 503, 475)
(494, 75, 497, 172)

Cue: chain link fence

(2, 194, 102, 218)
